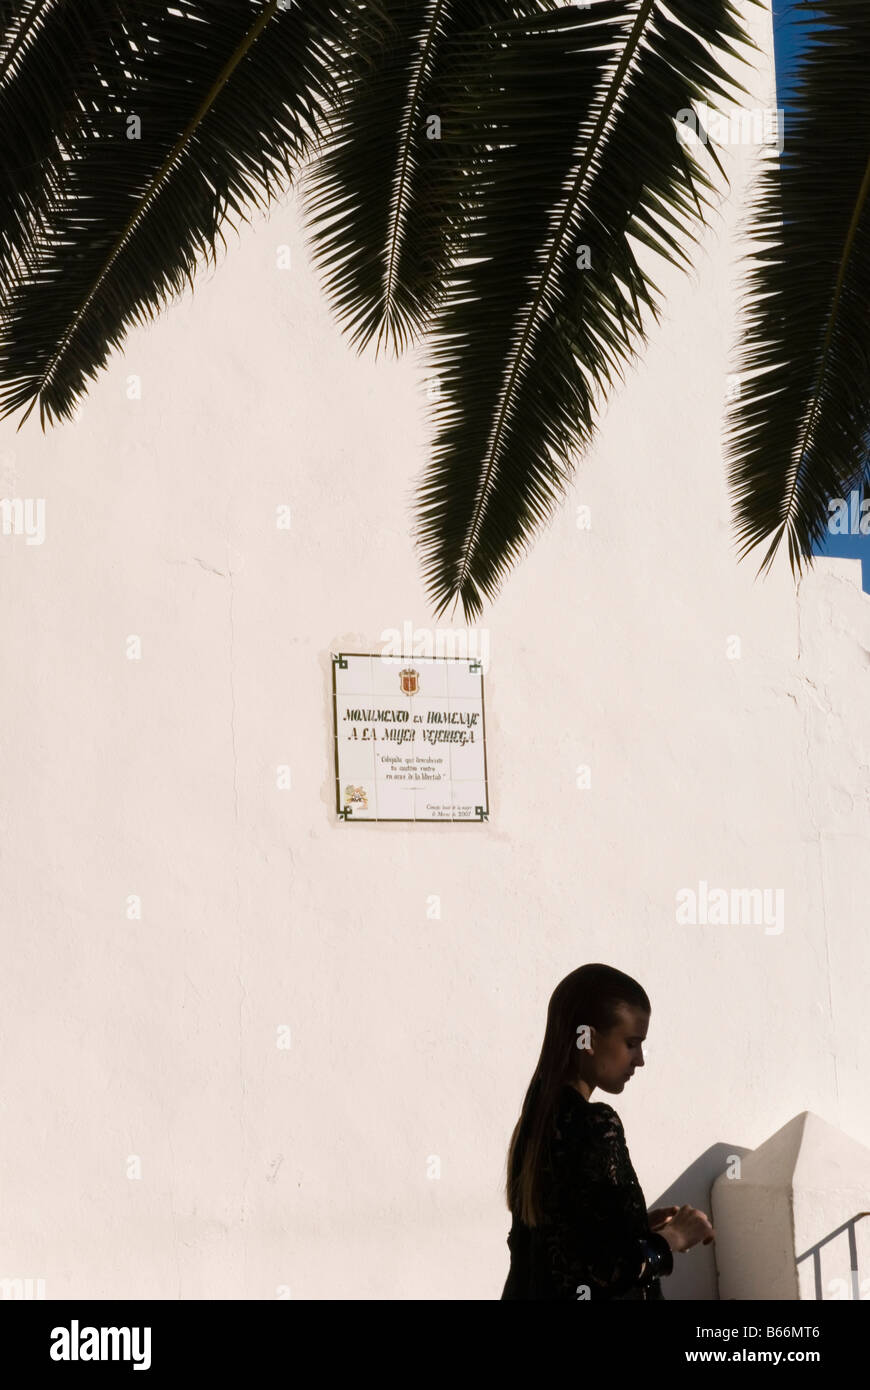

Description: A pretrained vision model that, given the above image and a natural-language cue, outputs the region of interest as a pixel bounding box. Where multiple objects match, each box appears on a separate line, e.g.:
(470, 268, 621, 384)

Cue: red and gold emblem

(399, 667, 419, 695)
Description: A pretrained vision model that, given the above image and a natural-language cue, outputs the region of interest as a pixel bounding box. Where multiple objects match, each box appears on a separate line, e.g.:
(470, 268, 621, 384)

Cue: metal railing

(797, 1212, 869, 1300)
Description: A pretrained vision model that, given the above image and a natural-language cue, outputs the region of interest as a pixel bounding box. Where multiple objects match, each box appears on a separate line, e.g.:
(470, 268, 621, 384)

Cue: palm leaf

(414, 0, 752, 620)
(301, 0, 554, 355)
(0, 0, 347, 427)
(0, 2, 159, 288)
(726, 0, 870, 577)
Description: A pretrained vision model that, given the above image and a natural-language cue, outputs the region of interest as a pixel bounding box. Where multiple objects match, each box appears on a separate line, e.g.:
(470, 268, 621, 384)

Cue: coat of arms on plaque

(399, 667, 419, 695)
(344, 784, 368, 810)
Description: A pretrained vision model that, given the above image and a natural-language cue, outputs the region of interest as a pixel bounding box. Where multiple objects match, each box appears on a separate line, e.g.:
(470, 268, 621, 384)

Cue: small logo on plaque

(399, 667, 420, 696)
(344, 784, 368, 810)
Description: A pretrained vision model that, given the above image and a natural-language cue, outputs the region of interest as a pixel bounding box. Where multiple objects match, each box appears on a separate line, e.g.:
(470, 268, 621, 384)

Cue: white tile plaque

(332, 652, 489, 822)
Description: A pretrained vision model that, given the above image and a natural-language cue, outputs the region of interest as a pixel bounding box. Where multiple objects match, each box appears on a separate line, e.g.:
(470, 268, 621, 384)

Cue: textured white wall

(1, 2, 866, 1300)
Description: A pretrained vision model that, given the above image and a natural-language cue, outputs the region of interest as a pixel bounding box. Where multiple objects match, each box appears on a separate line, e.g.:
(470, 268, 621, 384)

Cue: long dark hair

(505, 964, 650, 1227)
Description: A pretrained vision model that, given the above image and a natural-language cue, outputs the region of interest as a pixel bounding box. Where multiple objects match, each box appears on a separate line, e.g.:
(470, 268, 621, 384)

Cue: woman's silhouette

(501, 963, 714, 1300)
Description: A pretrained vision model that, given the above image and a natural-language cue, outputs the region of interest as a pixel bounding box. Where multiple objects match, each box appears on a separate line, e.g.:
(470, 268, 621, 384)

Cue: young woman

(501, 963, 714, 1300)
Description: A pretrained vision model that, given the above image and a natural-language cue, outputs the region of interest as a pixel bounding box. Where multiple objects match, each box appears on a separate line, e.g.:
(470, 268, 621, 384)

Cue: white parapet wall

(713, 1112, 870, 1301)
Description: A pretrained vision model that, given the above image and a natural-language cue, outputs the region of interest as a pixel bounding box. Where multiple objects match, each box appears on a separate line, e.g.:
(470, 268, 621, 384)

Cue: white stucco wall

(1, 2, 866, 1300)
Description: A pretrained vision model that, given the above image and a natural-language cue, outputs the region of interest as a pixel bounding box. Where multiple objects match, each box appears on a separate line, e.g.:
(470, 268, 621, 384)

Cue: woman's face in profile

(592, 1006, 650, 1094)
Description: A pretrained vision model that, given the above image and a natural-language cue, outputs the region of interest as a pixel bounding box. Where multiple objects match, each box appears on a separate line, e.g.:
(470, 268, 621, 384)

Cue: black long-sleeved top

(501, 1084, 672, 1300)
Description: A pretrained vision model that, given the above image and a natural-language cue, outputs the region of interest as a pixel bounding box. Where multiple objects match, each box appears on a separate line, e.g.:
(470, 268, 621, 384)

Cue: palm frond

(301, 0, 555, 356)
(0, 1, 158, 288)
(415, 0, 752, 620)
(726, 0, 870, 578)
(0, 0, 347, 426)
(0, 1, 51, 72)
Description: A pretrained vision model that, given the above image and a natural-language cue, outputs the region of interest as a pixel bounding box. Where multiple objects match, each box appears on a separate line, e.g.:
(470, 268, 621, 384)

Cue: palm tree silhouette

(0, 1, 866, 618)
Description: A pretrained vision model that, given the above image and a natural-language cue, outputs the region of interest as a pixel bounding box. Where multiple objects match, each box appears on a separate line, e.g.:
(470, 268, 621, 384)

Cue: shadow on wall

(652, 1142, 751, 1301)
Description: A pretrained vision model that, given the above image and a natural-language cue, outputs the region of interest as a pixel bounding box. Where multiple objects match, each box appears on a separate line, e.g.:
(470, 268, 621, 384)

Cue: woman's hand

(647, 1206, 679, 1232)
(657, 1205, 715, 1253)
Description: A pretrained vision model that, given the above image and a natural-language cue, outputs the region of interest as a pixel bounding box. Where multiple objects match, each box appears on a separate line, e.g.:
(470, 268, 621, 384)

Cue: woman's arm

(542, 1102, 673, 1300)
(647, 1205, 679, 1231)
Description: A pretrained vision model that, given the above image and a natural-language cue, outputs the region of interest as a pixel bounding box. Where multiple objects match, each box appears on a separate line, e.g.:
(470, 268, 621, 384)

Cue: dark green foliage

(415, 1, 750, 617)
(726, 0, 870, 578)
(8, 2, 859, 620)
(302, 0, 553, 355)
(0, 0, 347, 425)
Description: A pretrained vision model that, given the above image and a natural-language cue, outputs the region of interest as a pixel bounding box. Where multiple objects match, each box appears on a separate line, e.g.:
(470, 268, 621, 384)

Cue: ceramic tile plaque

(332, 652, 489, 822)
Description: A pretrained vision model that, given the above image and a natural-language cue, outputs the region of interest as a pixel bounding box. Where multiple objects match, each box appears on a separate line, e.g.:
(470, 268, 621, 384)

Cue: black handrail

(796, 1212, 870, 1300)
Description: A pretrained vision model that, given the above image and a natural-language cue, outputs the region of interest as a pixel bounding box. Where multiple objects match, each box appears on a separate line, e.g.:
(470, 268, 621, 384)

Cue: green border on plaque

(331, 651, 489, 824)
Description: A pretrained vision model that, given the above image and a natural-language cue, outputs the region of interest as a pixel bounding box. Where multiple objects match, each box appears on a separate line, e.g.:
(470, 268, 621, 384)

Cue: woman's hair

(505, 964, 650, 1227)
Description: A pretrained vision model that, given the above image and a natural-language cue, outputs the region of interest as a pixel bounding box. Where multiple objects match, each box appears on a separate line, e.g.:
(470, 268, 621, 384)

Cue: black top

(501, 1084, 672, 1301)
